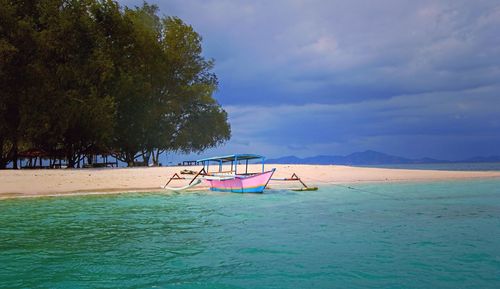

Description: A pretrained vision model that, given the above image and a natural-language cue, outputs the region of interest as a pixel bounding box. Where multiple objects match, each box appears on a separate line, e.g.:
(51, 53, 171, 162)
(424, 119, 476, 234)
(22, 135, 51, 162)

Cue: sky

(120, 0, 500, 162)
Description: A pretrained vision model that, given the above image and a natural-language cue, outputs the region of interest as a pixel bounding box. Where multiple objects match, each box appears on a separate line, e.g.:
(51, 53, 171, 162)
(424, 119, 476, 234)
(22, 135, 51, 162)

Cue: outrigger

(162, 154, 317, 193)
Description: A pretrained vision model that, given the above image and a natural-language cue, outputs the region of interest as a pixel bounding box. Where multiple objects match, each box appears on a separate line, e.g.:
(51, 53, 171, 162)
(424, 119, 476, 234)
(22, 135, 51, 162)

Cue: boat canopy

(196, 154, 266, 174)
(197, 154, 264, 163)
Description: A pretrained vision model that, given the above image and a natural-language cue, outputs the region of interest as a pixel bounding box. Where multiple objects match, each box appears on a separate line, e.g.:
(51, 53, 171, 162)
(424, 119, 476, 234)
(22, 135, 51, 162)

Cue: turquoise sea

(357, 162, 500, 171)
(1, 179, 500, 288)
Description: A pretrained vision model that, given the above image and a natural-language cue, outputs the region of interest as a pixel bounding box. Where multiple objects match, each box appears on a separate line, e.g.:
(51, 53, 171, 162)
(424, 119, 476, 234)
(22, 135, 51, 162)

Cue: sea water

(357, 162, 500, 171)
(1, 179, 500, 289)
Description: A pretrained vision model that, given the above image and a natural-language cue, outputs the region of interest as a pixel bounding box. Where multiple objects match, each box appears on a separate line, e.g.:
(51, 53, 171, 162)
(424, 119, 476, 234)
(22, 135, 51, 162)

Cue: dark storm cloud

(119, 0, 500, 159)
(222, 84, 500, 159)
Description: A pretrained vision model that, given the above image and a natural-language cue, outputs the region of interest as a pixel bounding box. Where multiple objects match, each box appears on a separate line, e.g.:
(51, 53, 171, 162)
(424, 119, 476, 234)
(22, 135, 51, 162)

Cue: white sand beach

(1, 164, 500, 199)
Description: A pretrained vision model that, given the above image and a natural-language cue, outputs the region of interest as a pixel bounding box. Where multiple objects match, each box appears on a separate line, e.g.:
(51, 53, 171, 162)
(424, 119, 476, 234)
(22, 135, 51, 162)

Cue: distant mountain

(267, 150, 500, 165)
(268, 156, 304, 164)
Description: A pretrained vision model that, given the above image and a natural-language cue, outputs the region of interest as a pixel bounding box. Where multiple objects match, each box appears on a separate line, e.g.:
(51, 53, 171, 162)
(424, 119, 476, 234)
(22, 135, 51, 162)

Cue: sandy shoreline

(1, 164, 500, 199)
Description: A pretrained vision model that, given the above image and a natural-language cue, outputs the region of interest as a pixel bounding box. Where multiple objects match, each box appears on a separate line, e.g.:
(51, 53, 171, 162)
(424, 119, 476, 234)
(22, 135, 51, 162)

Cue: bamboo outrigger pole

(189, 168, 207, 185)
(270, 173, 318, 191)
(162, 168, 207, 189)
(163, 173, 185, 188)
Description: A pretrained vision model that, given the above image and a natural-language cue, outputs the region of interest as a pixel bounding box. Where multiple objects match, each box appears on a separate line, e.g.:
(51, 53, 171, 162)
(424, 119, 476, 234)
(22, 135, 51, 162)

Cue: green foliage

(158, 17, 230, 154)
(0, 0, 230, 168)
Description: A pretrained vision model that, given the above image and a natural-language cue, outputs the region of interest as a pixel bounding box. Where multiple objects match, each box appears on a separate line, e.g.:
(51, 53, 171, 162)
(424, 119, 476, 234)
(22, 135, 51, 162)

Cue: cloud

(119, 0, 500, 104)
(118, 0, 500, 159)
(222, 84, 500, 159)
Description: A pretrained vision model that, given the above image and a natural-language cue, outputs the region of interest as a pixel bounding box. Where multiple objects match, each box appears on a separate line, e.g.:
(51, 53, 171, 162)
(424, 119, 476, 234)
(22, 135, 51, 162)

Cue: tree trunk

(142, 150, 150, 165)
(151, 149, 158, 166)
(12, 139, 18, 169)
(67, 149, 76, 168)
(125, 152, 135, 167)
(0, 139, 7, 169)
(152, 149, 163, 166)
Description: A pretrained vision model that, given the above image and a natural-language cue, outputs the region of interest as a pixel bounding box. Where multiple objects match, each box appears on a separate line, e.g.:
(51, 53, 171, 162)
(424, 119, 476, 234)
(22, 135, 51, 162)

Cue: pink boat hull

(204, 169, 275, 193)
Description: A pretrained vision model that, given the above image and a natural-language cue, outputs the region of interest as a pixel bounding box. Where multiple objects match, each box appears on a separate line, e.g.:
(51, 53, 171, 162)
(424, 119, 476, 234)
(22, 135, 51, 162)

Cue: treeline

(0, 0, 231, 168)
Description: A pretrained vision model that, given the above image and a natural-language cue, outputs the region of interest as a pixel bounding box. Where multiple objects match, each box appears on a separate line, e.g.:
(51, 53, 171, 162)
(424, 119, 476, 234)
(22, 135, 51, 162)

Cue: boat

(162, 154, 317, 193)
(196, 154, 275, 193)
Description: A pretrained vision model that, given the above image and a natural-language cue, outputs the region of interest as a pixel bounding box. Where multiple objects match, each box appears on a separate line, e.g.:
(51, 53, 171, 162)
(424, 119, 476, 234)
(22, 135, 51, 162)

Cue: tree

(149, 16, 231, 165)
(23, 0, 116, 167)
(109, 3, 164, 166)
(0, 0, 38, 168)
(111, 8, 230, 166)
(0, 1, 230, 169)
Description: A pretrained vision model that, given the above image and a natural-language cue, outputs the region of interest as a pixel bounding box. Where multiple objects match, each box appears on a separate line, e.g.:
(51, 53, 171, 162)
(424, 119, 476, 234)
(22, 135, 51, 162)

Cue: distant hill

(267, 150, 500, 165)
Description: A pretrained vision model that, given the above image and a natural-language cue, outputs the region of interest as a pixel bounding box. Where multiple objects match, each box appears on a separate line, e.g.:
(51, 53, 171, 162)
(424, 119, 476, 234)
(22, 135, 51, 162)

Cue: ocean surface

(1, 179, 500, 288)
(356, 162, 500, 171)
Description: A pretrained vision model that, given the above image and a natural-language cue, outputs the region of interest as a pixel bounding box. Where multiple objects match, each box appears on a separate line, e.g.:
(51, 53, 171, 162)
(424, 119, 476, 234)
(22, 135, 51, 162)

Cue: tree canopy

(0, 0, 231, 168)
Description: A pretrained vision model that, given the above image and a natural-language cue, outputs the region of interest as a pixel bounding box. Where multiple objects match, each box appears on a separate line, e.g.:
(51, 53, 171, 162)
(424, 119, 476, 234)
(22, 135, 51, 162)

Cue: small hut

(83, 148, 119, 168)
(18, 149, 50, 169)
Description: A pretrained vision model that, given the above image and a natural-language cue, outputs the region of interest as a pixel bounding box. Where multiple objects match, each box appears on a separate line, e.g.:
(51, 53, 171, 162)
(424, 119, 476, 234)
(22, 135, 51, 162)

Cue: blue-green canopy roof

(197, 154, 265, 163)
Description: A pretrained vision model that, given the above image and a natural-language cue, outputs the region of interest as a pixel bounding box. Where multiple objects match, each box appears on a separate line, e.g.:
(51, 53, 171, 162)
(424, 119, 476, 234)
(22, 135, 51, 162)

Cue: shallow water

(357, 162, 500, 171)
(1, 179, 500, 288)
